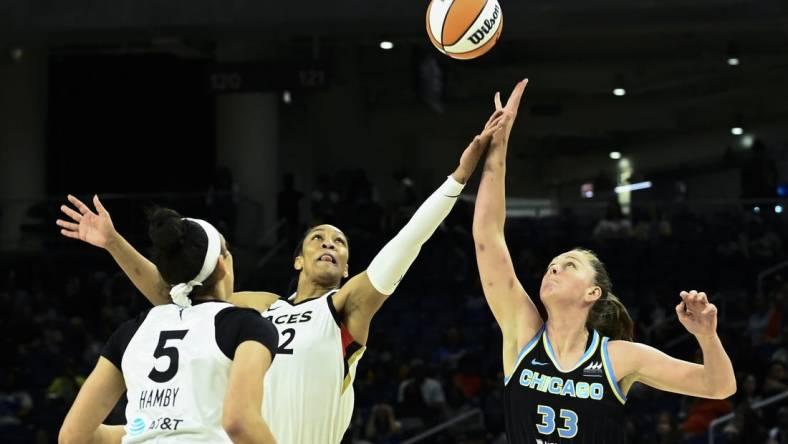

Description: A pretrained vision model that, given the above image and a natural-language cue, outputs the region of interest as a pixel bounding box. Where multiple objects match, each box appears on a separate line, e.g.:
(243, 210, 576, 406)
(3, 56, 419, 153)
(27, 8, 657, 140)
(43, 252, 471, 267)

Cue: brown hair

(574, 248, 634, 341)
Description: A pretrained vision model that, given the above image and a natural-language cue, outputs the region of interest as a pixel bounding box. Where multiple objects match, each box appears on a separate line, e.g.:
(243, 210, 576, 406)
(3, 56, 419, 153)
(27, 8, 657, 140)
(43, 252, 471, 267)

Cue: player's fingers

(93, 195, 108, 215)
(494, 92, 503, 111)
(698, 292, 708, 304)
(485, 115, 507, 132)
(60, 205, 82, 222)
(484, 110, 505, 129)
(60, 229, 79, 239)
(56, 219, 79, 231)
(67, 194, 92, 215)
(505, 78, 528, 111)
(702, 304, 717, 315)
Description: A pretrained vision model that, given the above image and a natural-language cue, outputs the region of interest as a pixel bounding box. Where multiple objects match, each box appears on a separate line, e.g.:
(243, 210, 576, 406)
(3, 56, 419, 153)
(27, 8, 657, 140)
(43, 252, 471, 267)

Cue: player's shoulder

(121, 306, 155, 331)
(217, 305, 266, 322)
(230, 291, 280, 312)
(605, 340, 653, 378)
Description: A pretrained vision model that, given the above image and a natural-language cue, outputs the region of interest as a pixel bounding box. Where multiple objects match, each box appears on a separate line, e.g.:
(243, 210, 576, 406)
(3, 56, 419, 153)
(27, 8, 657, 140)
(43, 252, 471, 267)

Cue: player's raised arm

(472, 80, 543, 360)
(610, 291, 736, 399)
(58, 195, 170, 306)
(334, 108, 507, 345)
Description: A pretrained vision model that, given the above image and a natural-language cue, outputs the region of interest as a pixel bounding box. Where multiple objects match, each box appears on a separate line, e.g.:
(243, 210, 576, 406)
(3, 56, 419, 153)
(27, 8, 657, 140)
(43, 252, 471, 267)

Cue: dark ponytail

(574, 248, 634, 341)
(148, 208, 224, 300)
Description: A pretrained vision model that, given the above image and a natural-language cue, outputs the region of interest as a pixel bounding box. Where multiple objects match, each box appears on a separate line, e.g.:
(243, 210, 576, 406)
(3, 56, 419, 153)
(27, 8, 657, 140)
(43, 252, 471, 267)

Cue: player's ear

(213, 257, 228, 282)
(294, 255, 304, 271)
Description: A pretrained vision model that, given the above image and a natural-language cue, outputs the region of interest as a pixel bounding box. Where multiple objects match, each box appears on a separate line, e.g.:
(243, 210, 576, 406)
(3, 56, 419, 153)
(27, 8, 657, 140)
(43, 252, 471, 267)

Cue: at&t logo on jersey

(128, 417, 147, 437)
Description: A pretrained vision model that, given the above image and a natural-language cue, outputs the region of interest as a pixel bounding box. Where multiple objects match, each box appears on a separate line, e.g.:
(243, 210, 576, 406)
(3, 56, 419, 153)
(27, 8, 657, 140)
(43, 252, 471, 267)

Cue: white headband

(169, 218, 222, 308)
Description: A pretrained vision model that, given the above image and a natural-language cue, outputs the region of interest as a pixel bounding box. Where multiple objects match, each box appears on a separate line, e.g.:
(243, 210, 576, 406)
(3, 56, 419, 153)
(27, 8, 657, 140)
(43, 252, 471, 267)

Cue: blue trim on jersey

(601, 337, 627, 404)
(504, 324, 545, 386)
(543, 329, 600, 373)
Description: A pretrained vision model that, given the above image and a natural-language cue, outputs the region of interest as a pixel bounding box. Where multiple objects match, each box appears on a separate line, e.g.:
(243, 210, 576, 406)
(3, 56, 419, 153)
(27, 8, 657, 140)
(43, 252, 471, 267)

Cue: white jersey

(262, 290, 366, 444)
(120, 302, 234, 443)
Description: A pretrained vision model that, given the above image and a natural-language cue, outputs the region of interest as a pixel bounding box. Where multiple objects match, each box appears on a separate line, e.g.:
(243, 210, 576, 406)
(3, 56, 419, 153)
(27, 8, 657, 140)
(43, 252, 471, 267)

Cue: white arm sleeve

(366, 176, 465, 295)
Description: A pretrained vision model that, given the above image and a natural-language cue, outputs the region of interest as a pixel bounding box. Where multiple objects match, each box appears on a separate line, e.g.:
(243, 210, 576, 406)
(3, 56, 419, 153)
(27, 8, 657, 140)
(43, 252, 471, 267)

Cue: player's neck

(293, 275, 337, 302)
(545, 312, 589, 358)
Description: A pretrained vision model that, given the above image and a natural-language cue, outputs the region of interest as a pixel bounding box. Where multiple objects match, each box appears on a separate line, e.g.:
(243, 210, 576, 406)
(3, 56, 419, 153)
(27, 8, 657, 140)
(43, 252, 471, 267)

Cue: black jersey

(503, 326, 627, 444)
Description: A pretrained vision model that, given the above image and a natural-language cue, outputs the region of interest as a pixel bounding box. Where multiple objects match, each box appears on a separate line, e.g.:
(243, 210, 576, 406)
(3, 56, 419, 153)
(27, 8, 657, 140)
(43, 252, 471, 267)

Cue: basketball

(426, 0, 503, 60)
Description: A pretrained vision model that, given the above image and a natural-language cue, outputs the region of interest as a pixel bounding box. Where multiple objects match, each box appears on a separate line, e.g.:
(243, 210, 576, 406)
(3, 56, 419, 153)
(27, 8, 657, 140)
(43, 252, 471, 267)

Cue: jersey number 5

(536, 405, 578, 439)
(149, 330, 189, 383)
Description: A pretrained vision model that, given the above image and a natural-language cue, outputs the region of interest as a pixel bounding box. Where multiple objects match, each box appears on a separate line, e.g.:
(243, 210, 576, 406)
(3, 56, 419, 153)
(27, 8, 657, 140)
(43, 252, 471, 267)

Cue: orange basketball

(426, 0, 503, 60)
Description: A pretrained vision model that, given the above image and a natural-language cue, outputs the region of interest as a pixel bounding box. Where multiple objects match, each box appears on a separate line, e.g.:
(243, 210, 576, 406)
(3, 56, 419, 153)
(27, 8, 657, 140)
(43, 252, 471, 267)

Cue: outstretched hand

(676, 290, 718, 337)
(56, 195, 117, 249)
(491, 78, 528, 146)
(452, 109, 507, 183)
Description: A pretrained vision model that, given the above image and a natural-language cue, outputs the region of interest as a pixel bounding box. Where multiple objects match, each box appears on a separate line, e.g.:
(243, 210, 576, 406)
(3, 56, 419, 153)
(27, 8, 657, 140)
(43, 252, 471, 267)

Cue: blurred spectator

(764, 361, 788, 397)
(592, 199, 633, 241)
(398, 359, 448, 425)
(0, 369, 34, 439)
(433, 328, 468, 369)
(768, 406, 788, 444)
(364, 403, 402, 444)
(277, 172, 304, 244)
(206, 166, 240, 239)
(652, 411, 682, 444)
(310, 174, 340, 224)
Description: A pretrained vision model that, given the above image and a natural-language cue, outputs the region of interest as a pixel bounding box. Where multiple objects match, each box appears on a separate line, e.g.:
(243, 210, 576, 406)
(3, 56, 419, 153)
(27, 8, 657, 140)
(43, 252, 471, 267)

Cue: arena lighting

(741, 134, 755, 149)
(9, 47, 23, 61)
(731, 127, 744, 135)
(282, 90, 292, 104)
(614, 181, 652, 193)
(609, 151, 622, 160)
(727, 57, 740, 66)
(379, 41, 394, 50)
(777, 205, 784, 214)
(613, 88, 626, 96)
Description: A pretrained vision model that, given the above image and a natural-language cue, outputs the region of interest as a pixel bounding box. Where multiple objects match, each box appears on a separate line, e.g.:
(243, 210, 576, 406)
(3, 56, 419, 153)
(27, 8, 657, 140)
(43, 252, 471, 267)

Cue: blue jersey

(503, 326, 627, 444)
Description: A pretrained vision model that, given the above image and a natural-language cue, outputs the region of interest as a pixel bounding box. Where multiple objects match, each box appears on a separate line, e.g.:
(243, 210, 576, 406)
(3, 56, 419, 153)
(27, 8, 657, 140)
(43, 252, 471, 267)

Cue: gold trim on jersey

(341, 347, 366, 394)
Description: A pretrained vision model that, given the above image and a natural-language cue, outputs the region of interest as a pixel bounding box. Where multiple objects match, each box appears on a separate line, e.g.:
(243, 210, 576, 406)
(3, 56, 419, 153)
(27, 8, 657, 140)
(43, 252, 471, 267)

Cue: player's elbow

(713, 380, 737, 399)
(222, 415, 247, 441)
(222, 409, 257, 443)
(58, 424, 84, 444)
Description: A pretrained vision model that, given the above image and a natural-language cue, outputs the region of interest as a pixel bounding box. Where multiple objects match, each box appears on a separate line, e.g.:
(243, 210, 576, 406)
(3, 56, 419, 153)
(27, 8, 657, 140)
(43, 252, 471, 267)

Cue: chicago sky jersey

(503, 326, 627, 444)
(261, 290, 366, 444)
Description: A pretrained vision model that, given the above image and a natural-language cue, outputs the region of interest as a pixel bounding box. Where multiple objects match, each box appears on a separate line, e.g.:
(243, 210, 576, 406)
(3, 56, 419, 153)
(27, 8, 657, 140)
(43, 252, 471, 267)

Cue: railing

(708, 390, 788, 444)
(399, 408, 483, 444)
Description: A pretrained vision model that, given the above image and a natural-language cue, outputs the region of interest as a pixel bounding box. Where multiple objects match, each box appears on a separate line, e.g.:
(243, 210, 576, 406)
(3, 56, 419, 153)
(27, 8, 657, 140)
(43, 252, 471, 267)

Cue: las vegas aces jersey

(503, 326, 627, 444)
(261, 290, 366, 444)
(101, 301, 278, 443)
